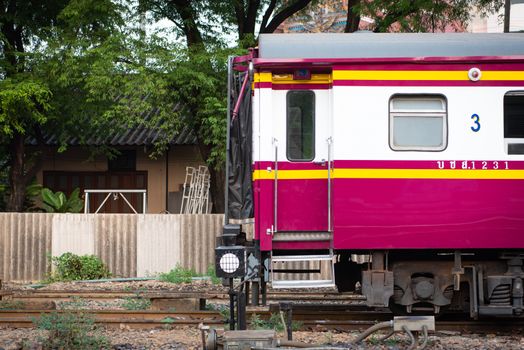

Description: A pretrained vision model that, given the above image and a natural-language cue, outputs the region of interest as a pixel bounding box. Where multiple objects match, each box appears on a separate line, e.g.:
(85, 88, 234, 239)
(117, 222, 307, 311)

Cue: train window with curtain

(389, 95, 447, 151)
(287, 90, 315, 161)
(504, 91, 524, 154)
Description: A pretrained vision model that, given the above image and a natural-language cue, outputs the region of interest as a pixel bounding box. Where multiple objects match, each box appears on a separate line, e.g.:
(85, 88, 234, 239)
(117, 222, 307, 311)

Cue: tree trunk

(344, 0, 361, 33)
(208, 167, 225, 214)
(504, 0, 511, 33)
(6, 133, 27, 212)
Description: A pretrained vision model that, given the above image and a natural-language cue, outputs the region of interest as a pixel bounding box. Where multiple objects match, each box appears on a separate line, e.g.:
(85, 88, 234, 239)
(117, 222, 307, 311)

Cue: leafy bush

(158, 265, 200, 284)
(47, 253, 111, 282)
(41, 187, 83, 213)
(121, 295, 151, 310)
(33, 310, 109, 350)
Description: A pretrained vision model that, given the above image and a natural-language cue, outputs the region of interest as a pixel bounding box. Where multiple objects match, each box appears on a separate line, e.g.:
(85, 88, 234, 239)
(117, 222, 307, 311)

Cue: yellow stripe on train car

(254, 73, 332, 84)
(332, 70, 524, 81)
(252, 169, 524, 180)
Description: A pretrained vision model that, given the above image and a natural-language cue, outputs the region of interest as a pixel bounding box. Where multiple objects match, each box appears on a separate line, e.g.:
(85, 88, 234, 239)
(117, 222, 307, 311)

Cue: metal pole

(143, 192, 147, 214)
(225, 56, 233, 224)
(274, 139, 278, 232)
(84, 192, 89, 214)
(504, 0, 511, 33)
(229, 278, 235, 330)
(327, 137, 332, 233)
(237, 290, 247, 330)
(165, 146, 169, 212)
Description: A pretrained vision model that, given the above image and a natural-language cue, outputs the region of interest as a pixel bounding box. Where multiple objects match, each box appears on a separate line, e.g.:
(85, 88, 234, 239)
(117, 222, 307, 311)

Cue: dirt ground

(0, 326, 523, 349)
(1, 280, 523, 349)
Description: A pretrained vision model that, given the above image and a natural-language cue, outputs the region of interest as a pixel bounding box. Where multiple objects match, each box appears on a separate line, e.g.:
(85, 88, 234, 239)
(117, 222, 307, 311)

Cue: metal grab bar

(273, 138, 278, 233)
(327, 137, 333, 234)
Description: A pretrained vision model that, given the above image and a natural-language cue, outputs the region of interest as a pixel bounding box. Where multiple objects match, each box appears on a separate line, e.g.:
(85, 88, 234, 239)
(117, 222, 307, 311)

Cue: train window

(504, 91, 524, 154)
(287, 91, 315, 161)
(389, 95, 447, 151)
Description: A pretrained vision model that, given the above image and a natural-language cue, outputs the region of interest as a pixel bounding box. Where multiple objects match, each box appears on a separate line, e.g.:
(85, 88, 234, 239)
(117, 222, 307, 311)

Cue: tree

(0, 0, 164, 211)
(139, 1, 318, 212)
(0, 0, 68, 211)
(348, 0, 505, 33)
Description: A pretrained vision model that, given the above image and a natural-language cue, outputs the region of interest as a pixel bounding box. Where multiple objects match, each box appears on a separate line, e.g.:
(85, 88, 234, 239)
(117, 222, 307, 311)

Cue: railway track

(0, 307, 522, 333)
(8, 289, 364, 303)
(1, 289, 523, 333)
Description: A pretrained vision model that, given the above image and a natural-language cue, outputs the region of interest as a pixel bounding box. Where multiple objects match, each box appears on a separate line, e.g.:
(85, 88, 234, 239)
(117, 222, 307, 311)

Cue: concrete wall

(0, 213, 53, 281)
(35, 145, 204, 214)
(0, 213, 330, 284)
(0, 213, 226, 281)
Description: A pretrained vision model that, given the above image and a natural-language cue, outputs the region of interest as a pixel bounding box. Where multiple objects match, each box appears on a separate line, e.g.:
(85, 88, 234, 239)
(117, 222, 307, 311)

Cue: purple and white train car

(217, 33, 524, 318)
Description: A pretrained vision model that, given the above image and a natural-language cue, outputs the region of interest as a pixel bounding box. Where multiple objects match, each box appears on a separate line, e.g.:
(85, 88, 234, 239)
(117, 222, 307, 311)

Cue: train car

(215, 33, 524, 320)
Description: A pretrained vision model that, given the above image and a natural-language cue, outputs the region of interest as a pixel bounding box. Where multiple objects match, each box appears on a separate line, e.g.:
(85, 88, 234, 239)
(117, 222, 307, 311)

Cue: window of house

(504, 91, 524, 154)
(108, 150, 136, 171)
(287, 91, 315, 161)
(389, 95, 447, 151)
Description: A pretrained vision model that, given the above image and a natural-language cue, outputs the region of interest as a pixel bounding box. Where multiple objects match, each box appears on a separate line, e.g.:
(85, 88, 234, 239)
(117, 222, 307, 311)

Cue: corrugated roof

(258, 33, 524, 59)
(29, 105, 197, 147)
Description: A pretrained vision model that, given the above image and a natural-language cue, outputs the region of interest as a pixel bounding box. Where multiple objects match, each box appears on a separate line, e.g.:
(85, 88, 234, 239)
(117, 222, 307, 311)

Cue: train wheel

(388, 298, 448, 317)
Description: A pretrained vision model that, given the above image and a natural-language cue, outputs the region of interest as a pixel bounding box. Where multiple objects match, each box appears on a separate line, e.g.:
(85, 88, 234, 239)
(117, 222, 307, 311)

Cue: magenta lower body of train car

(254, 160, 524, 251)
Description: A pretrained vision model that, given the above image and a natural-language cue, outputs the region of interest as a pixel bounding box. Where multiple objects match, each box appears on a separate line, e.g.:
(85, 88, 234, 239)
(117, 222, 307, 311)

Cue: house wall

(35, 145, 204, 214)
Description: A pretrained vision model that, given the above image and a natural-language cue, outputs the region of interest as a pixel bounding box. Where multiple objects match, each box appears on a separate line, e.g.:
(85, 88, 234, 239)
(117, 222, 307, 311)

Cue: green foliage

(158, 265, 200, 284)
(0, 300, 24, 310)
(33, 310, 109, 350)
(40, 187, 83, 213)
(47, 252, 111, 282)
(207, 303, 230, 320)
(206, 265, 222, 285)
(358, 0, 504, 33)
(121, 295, 151, 310)
(0, 79, 52, 136)
(249, 313, 302, 332)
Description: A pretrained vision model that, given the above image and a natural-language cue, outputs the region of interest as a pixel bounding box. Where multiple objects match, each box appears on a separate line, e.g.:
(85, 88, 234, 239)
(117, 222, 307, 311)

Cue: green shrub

(33, 310, 109, 350)
(40, 187, 83, 213)
(158, 265, 199, 284)
(47, 253, 111, 282)
(121, 295, 151, 310)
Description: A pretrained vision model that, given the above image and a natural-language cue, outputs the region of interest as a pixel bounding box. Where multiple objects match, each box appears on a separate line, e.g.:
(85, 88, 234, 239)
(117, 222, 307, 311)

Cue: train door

(272, 86, 332, 234)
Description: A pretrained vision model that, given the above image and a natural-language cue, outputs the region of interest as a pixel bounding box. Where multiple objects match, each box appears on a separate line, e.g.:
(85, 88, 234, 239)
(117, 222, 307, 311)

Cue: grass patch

(121, 295, 151, 310)
(158, 264, 222, 284)
(249, 313, 302, 332)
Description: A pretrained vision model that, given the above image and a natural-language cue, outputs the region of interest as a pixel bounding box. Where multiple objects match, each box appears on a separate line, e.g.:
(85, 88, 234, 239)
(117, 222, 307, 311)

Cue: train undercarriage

(336, 250, 524, 318)
(216, 225, 524, 324)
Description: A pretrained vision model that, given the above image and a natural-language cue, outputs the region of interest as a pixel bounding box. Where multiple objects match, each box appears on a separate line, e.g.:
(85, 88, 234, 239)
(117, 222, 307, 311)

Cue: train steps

(270, 254, 336, 289)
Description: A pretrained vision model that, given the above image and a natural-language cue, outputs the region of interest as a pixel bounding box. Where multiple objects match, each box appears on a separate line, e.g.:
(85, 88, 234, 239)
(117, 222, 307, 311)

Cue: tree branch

(169, 0, 204, 46)
(260, 0, 276, 33)
(261, 0, 313, 34)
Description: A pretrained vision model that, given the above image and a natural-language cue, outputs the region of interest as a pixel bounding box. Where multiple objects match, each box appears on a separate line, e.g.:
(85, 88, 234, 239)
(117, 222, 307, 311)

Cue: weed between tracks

(158, 264, 221, 284)
(122, 293, 152, 310)
(0, 300, 24, 310)
(28, 310, 109, 350)
(250, 313, 303, 332)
